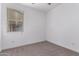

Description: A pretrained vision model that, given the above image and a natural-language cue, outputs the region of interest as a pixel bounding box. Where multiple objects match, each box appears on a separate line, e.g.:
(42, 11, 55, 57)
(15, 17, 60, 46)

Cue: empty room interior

(0, 3, 79, 56)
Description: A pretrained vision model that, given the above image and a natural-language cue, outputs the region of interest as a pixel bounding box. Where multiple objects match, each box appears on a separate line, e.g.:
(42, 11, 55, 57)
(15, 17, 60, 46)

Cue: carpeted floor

(0, 41, 79, 56)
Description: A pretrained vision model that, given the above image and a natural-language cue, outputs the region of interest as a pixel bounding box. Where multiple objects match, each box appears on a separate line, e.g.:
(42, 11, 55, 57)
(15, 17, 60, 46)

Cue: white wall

(1, 3, 79, 53)
(46, 3, 79, 52)
(0, 3, 2, 51)
(1, 3, 46, 50)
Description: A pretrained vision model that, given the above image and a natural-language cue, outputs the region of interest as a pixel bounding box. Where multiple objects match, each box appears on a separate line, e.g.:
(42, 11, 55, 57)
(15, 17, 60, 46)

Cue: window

(7, 8, 24, 32)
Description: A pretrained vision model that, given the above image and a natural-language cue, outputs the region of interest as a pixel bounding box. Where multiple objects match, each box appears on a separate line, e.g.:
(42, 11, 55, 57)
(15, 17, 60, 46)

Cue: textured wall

(46, 4, 79, 52)
(1, 3, 46, 50)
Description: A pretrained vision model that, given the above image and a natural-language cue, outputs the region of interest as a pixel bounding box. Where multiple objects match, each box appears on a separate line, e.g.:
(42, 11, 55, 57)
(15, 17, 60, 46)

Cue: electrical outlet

(11, 41, 15, 43)
(71, 42, 75, 46)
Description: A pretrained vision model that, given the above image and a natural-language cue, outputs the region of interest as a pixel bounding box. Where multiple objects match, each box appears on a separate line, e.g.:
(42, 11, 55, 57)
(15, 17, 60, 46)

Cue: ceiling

(21, 3, 61, 12)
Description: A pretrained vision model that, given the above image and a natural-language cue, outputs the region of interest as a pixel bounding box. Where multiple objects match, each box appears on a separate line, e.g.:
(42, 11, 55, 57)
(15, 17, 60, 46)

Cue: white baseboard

(2, 40, 46, 51)
(46, 40, 79, 53)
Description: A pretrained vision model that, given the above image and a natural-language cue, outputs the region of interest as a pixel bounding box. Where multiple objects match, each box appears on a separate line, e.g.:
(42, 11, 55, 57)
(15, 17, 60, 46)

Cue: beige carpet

(0, 41, 79, 56)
